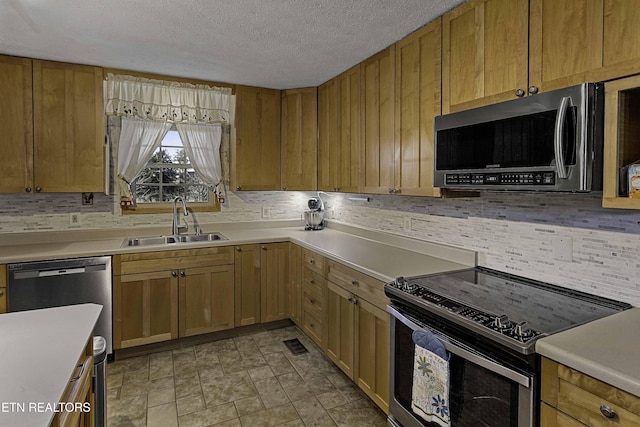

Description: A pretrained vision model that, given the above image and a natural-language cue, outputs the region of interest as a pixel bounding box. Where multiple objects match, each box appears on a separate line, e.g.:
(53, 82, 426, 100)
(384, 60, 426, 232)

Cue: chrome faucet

(172, 196, 189, 236)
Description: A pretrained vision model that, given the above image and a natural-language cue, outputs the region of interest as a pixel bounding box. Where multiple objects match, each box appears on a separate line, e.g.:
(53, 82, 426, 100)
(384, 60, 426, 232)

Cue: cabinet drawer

(116, 246, 234, 275)
(556, 364, 640, 426)
(302, 284, 323, 311)
(303, 307, 323, 346)
(327, 260, 389, 309)
(302, 248, 326, 275)
(303, 266, 325, 292)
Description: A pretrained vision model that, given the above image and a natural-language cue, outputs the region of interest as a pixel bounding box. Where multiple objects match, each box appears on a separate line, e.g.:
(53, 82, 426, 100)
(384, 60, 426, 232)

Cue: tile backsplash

(0, 190, 639, 305)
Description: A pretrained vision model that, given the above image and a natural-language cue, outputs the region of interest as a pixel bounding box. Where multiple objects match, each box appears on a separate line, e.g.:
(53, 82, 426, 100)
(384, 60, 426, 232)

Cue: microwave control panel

(445, 172, 555, 186)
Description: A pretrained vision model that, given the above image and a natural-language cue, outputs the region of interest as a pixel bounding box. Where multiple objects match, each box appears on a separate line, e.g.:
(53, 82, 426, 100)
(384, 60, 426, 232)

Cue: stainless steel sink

(121, 232, 227, 248)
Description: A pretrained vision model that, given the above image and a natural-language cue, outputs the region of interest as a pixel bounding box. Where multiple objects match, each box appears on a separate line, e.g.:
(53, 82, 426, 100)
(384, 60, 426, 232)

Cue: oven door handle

(388, 305, 530, 388)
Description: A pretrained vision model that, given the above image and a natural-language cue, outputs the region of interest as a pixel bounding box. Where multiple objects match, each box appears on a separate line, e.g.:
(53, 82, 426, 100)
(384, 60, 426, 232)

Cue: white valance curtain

(106, 74, 233, 205)
(104, 74, 233, 124)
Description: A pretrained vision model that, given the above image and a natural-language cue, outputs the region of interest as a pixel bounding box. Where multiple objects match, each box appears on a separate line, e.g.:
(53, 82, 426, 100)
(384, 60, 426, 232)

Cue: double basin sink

(122, 232, 228, 248)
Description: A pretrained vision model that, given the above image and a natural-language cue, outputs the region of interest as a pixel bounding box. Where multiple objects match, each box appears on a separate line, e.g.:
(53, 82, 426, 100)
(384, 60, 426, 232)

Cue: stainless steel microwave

(434, 83, 604, 192)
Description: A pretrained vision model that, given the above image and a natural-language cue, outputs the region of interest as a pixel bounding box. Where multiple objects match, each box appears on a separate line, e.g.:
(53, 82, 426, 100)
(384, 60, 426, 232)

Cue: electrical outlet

(552, 236, 573, 261)
(261, 206, 270, 218)
(403, 216, 412, 232)
(69, 213, 80, 226)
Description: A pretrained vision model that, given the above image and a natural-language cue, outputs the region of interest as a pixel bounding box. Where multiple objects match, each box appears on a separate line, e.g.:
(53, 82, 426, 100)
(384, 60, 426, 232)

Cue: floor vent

(283, 338, 308, 355)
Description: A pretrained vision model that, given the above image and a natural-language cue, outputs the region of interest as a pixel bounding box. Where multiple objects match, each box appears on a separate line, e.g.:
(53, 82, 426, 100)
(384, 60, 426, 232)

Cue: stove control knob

(492, 315, 513, 331)
(514, 322, 534, 339)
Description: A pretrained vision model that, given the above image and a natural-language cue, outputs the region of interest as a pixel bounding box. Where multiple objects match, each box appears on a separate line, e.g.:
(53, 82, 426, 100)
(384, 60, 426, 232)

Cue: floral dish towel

(411, 329, 451, 427)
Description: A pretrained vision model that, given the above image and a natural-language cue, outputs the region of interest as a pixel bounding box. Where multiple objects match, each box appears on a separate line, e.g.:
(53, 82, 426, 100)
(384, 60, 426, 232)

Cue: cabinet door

(113, 270, 178, 349)
(179, 265, 234, 337)
(260, 243, 290, 322)
(529, 0, 602, 92)
(362, 47, 396, 194)
(0, 265, 6, 314)
(233, 85, 281, 191)
(32, 60, 104, 192)
(442, 0, 529, 113)
(318, 66, 361, 193)
(600, 0, 640, 80)
(355, 298, 390, 413)
(395, 19, 442, 197)
(326, 282, 355, 378)
(0, 55, 33, 193)
(234, 244, 261, 326)
(288, 244, 303, 325)
(281, 87, 318, 191)
(540, 403, 587, 427)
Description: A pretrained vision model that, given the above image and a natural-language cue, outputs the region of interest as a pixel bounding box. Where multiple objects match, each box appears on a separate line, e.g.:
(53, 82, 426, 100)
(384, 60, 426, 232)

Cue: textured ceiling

(0, 0, 464, 89)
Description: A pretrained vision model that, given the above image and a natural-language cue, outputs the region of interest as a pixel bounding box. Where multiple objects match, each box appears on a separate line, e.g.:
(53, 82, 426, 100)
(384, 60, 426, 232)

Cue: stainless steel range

(385, 266, 631, 427)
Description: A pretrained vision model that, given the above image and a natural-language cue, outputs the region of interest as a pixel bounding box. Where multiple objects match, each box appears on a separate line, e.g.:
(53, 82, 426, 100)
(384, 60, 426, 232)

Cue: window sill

(121, 194, 221, 215)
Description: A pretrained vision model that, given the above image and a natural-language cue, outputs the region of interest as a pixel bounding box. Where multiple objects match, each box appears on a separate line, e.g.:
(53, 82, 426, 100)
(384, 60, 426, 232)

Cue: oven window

(436, 107, 576, 171)
(394, 319, 522, 427)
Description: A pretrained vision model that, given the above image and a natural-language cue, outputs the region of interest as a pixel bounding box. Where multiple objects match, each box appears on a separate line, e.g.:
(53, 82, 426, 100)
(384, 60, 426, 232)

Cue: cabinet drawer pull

(180, 271, 186, 277)
(70, 363, 85, 382)
(599, 405, 617, 419)
(172, 271, 177, 277)
(262, 246, 267, 250)
(351, 280, 358, 286)
(310, 298, 315, 304)
(0, 289, 4, 296)
(236, 247, 241, 252)
(309, 279, 315, 284)
(309, 259, 315, 264)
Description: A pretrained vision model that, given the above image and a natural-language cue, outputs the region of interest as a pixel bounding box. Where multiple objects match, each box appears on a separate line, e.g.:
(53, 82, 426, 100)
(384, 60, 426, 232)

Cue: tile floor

(106, 326, 387, 426)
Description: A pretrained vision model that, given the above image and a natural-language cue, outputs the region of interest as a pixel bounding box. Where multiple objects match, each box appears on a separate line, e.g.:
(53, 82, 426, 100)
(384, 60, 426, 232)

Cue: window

(131, 129, 210, 203)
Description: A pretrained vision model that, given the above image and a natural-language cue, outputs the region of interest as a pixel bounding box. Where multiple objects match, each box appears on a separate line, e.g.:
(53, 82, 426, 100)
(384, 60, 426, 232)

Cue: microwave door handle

(554, 96, 571, 179)
(387, 305, 530, 387)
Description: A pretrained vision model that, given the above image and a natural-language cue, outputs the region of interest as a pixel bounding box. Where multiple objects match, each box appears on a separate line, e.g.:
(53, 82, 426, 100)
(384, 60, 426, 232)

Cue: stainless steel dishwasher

(7, 256, 113, 355)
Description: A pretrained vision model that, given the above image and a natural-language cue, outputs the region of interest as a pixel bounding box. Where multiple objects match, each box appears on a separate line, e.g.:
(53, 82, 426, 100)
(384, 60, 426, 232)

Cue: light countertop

(536, 308, 640, 397)
(0, 304, 102, 427)
(0, 221, 477, 283)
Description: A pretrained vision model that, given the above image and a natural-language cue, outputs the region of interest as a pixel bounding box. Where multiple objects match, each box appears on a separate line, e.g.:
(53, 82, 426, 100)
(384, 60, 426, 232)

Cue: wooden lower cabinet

(234, 244, 261, 326)
(51, 336, 94, 427)
(541, 357, 640, 426)
(287, 244, 303, 325)
(113, 270, 179, 349)
(179, 265, 234, 337)
(326, 260, 390, 414)
(260, 243, 290, 323)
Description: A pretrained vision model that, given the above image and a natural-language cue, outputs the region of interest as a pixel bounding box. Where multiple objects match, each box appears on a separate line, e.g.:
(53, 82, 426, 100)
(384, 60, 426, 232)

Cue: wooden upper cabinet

(281, 87, 318, 191)
(442, 0, 529, 113)
(362, 47, 396, 194)
(530, 0, 640, 92)
(0, 55, 33, 193)
(318, 65, 361, 193)
(395, 18, 443, 197)
(32, 60, 104, 192)
(233, 85, 281, 191)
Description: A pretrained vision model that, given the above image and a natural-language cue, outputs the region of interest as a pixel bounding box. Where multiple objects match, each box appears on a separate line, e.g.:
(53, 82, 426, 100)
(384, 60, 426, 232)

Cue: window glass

(132, 129, 209, 203)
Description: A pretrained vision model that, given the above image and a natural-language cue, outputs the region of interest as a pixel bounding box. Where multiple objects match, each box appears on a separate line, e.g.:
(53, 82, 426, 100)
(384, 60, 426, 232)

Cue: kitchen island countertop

(0, 304, 102, 427)
(536, 307, 640, 397)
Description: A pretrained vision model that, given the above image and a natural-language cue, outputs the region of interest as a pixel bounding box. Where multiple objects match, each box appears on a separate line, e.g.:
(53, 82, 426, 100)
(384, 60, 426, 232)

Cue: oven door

(388, 305, 536, 427)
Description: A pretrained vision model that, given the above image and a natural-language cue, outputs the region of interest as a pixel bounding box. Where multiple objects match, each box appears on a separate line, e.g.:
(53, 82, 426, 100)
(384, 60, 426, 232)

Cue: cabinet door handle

(599, 405, 617, 419)
(309, 259, 315, 264)
(515, 88, 525, 97)
(348, 297, 353, 303)
(310, 279, 315, 284)
(180, 271, 186, 277)
(35, 187, 42, 192)
(353, 297, 358, 305)
(236, 247, 241, 252)
(25, 187, 32, 193)
(172, 271, 177, 277)
(310, 298, 315, 304)
(528, 85, 539, 95)
(351, 280, 358, 286)
(261, 246, 267, 250)
(236, 186, 242, 191)
(0, 289, 4, 296)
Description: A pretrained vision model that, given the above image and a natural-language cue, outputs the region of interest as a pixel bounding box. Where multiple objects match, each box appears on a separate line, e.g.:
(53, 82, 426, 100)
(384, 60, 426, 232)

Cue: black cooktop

(385, 266, 631, 353)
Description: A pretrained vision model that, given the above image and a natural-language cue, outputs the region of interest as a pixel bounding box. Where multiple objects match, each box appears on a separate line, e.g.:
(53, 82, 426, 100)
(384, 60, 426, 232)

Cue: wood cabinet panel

(288, 244, 303, 325)
(0, 264, 6, 314)
(281, 87, 317, 191)
(179, 264, 234, 337)
(540, 402, 587, 427)
(326, 281, 355, 378)
(302, 248, 326, 275)
(356, 297, 390, 414)
(395, 19, 443, 197)
(113, 270, 178, 349)
(234, 244, 261, 326)
(32, 60, 104, 192)
(326, 260, 389, 310)
(118, 246, 234, 275)
(233, 85, 281, 191)
(542, 357, 640, 426)
(0, 55, 33, 193)
(442, 0, 529, 113)
(260, 243, 290, 323)
(362, 47, 396, 194)
(318, 65, 361, 192)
